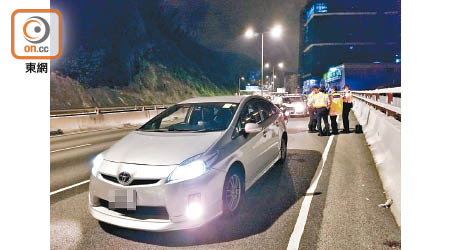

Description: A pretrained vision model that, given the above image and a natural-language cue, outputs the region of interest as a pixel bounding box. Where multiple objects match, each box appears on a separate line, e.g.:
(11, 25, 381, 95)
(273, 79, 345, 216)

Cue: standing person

(311, 87, 330, 136)
(329, 87, 343, 135)
(307, 86, 319, 133)
(342, 85, 353, 133)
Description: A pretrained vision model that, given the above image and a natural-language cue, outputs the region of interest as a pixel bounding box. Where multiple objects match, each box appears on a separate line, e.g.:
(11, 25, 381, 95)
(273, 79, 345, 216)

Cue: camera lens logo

(23, 16, 50, 44)
(11, 9, 62, 59)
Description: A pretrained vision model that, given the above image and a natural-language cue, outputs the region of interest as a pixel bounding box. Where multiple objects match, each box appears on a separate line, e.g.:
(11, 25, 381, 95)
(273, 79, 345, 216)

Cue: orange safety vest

(329, 92, 343, 116)
(312, 92, 329, 108)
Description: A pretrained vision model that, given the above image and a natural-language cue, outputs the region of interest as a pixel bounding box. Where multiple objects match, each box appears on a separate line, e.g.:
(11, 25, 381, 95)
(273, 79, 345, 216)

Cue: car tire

(278, 136, 287, 164)
(222, 168, 244, 218)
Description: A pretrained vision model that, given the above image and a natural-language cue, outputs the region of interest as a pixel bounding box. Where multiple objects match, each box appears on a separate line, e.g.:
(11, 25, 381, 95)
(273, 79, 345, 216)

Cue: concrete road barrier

(50, 110, 161, 133)
(352, 100, 401, 226)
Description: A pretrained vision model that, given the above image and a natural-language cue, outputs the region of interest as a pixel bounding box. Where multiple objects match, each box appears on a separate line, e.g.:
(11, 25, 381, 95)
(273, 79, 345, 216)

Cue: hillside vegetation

(50, 0, 258, 109)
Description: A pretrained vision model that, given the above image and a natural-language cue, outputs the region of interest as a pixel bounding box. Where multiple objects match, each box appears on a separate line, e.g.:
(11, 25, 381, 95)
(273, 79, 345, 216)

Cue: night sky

(164, 0, 308, 73)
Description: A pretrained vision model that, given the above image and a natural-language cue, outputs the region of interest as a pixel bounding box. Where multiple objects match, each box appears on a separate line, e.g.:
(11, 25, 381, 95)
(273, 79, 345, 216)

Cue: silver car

(88, 95, 287, 231)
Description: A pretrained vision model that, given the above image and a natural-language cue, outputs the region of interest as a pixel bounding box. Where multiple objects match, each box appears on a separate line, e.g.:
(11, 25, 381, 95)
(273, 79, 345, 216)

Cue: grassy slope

(50, 63, 231, 110)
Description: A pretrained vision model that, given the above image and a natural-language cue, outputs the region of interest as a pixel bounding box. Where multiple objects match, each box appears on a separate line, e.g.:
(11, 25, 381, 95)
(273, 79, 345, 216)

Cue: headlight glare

(295, 104, 305, 112)
(167, 160, 206, 183)
(91, 154, 103, 176)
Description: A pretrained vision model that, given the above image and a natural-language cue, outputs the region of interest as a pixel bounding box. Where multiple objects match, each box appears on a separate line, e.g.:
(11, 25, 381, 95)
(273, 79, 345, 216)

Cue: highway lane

(50, 127, 138, 152)
(50, 127, 137, 192)
(50, 115, 400, 250)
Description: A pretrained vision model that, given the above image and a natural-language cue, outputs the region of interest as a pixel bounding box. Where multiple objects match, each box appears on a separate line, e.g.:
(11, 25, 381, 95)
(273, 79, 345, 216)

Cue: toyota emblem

(117, 171, 132, 185)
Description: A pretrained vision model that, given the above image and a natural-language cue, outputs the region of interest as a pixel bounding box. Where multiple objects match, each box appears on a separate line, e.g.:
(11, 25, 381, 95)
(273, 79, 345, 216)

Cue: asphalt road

(50, 114, 400, 250)
(50, 128, 138, 193)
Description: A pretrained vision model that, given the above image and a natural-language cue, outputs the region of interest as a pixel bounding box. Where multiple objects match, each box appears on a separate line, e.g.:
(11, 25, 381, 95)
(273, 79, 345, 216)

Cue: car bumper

(286, 109, 308, 116)
(88, 168, 226, 232)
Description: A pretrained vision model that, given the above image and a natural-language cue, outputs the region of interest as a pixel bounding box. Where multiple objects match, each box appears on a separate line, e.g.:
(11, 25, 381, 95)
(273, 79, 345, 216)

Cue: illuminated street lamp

(245, 28, 255, 38)
(244, 24, 283, 95)
(270, 25, 282, 39)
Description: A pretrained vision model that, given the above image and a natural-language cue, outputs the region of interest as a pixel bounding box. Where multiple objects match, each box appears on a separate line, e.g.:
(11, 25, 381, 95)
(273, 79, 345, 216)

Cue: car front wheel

(222, 168, 244, 217)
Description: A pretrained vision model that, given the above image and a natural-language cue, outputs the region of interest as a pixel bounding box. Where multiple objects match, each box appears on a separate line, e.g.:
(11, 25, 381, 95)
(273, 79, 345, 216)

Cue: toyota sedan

(88, 95, 287, 231)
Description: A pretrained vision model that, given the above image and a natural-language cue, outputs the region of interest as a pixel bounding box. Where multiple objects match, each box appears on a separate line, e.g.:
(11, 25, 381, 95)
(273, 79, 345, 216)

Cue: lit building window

(315, 3, 328, 13)
(306, 3, 328, 21)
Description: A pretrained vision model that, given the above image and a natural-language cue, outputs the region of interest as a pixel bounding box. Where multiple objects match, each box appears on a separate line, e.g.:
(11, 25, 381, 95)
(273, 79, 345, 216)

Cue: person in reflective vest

(311, 87, 330, 136)
(307, 86, 319, 132)
(329, 87, 343, 135)
(342, 85, 353, 133)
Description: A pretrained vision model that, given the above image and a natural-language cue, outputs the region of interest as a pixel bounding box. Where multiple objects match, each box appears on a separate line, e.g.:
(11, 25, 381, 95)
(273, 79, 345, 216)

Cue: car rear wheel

(279, 136, 287, 163)
(222, 169, 244, 217)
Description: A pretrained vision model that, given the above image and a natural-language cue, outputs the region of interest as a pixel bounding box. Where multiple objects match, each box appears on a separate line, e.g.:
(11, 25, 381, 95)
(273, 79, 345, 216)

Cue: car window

(257, 100, 275, 121)
(240, 100, 261, 124)
(139, 103, 238, 132)
(233, 100, 261, 137)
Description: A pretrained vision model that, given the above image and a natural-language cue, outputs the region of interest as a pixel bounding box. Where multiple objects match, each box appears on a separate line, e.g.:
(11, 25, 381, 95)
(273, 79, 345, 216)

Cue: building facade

(299, 0, 401, 92)
(283, 72, 300, 94)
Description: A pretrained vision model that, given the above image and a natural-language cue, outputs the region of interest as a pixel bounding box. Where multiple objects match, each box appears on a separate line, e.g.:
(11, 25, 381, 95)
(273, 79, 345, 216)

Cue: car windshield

(138, 102, 239, 132)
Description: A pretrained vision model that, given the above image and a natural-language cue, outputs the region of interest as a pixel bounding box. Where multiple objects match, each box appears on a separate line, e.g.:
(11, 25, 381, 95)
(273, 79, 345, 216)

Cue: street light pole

(238, 76, 244, 96)
(272, 65, 275, 92)
(244, 25, 282, 96)
(261, 33, 264, 96)
(238, 77, 241, 96)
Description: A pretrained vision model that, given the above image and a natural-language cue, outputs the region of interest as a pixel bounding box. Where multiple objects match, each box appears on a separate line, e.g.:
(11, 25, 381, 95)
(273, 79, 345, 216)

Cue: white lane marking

(50, 144, 91, 153)
(287, 118, 338, 250)
(50, 126, 138, 138)
(50, 180, 90, 196)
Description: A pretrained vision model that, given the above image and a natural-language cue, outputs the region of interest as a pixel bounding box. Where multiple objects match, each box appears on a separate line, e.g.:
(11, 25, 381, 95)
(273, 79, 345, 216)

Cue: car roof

(179, 95, 251, 104)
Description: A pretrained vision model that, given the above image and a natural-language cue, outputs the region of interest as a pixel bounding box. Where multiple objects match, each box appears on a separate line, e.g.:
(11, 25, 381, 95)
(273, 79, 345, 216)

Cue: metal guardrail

(351, 87, 401, 118)
(50, 104, 173, 117)
(352, 87, 401, 94)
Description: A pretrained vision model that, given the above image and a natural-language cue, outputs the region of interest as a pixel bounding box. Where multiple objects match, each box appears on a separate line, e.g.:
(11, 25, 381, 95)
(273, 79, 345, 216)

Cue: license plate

(108, 189, 136, 210)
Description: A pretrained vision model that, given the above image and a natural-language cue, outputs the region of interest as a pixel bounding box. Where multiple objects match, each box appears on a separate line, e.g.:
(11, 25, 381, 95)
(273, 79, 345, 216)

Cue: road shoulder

(299, 112, 401, 250)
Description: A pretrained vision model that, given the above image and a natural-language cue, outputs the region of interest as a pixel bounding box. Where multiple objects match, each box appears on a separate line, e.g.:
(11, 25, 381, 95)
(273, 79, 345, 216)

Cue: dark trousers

(315, 107, 330, 135)
(308, 107, 316, 131)
(342, 102, 352, 131)
(330, 115, 338, 134)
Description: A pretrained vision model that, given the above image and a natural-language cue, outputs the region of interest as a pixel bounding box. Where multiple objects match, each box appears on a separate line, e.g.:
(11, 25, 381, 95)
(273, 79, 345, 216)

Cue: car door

(256, 99, 281, 168)
(232, 99, 266, 185)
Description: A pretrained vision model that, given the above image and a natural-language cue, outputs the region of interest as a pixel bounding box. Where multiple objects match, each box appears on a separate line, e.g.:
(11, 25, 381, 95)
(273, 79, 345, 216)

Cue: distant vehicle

(88, 95, 288, 231)
(282, 95, 308, 117)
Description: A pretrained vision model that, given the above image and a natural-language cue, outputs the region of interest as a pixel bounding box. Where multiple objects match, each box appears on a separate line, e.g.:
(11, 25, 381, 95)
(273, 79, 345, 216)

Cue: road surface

(50, 113, 400, 250)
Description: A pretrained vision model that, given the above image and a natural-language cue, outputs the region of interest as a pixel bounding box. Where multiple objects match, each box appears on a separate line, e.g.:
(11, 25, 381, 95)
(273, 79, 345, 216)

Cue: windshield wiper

(193, 128, 222, 132)
(137, 128, 169, 132)
(167, 128, 194, 132)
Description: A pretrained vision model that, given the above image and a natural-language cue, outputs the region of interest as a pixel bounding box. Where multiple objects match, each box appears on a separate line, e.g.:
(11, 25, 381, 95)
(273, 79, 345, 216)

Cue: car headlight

(295, 104, 305, 112)
(167, 153, 217, 183)
(167, 160, 206, 183)
(91, 153, 104, 176)
(284, 110, 290, 116)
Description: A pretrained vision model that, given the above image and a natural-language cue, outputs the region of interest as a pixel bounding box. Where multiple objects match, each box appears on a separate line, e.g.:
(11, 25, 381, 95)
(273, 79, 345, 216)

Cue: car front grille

(101, 174, 161, 186)
(98, 198, 169, 220)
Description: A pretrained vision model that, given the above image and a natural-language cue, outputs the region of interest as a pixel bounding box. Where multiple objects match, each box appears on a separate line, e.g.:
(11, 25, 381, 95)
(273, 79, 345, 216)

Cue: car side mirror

(244, 123, 262, 134)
